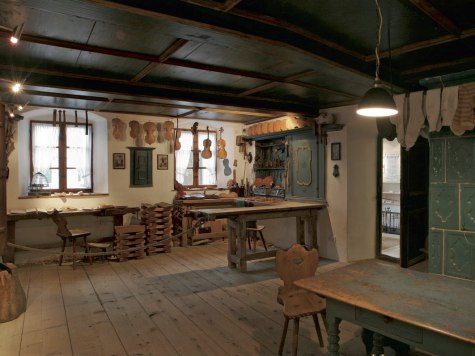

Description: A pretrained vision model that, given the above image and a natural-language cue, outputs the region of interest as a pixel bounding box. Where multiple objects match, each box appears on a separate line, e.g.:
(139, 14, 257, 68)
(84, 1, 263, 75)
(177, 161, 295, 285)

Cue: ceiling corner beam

(409, 0, 461, 36)
(131, 38, 189, 82)
(222, 0, 241, 12)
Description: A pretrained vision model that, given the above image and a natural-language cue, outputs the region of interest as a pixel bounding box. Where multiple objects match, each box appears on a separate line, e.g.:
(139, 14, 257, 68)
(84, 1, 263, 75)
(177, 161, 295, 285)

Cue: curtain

(198, 131, 217, 185)
(67, 126, 92, 189)
(31, 123, 59, 189)
(175, 131, 193, 185)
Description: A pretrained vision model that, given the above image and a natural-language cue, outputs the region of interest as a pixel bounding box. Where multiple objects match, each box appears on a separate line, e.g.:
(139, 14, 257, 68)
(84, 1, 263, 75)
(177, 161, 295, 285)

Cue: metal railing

(382, 208, 400, 234)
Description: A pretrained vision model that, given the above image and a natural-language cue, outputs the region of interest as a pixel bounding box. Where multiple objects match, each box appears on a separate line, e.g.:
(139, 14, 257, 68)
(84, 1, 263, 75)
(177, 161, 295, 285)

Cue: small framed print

(112, 153, 125, 169)
(331, 143, 341, 161)
(157, 154, 168, 170)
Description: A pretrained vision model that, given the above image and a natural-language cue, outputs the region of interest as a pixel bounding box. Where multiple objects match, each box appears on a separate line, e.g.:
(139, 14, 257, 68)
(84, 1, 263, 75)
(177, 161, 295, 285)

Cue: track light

(10, 23, 24, 45)
(356, 0, 397, 118)
(11, 82, 22, 93)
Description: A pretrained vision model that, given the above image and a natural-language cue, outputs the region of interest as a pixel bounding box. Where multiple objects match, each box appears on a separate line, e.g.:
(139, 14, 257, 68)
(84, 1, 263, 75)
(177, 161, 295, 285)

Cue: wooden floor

(1, 241, 372, 356)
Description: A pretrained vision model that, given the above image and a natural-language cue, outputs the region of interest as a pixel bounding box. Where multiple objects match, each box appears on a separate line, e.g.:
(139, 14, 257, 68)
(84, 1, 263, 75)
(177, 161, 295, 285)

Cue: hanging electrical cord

(374, 0, 383, 84)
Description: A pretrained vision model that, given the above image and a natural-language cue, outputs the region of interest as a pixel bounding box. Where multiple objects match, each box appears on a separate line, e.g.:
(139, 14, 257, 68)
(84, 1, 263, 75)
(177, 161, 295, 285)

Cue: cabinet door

(129, 148, 154, 187)
(289, 132, 324, 199)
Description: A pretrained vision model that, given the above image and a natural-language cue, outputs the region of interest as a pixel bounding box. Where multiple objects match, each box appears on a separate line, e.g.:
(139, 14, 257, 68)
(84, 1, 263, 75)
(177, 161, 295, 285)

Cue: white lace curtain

(31, 123, 92, 190)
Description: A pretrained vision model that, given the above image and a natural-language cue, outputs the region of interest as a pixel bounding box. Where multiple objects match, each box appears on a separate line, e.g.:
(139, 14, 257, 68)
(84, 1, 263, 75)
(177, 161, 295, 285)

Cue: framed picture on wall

(112, 153, 125, 169)
(331, 143, 341, 161)
(157, 154, 168, 170)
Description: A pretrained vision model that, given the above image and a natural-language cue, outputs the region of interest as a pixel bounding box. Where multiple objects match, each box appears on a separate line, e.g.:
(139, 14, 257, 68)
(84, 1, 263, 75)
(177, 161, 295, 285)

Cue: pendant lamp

(357, 0, 397, 117)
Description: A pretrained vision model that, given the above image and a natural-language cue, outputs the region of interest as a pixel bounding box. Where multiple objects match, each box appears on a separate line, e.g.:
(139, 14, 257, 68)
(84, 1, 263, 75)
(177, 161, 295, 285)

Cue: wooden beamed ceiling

(0, 0, 474, 123)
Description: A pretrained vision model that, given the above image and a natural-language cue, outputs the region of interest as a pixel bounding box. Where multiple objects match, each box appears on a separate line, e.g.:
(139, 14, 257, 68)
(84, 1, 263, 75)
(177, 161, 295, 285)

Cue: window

(175, 129, 217, 187)
(30, 121, 93, 192)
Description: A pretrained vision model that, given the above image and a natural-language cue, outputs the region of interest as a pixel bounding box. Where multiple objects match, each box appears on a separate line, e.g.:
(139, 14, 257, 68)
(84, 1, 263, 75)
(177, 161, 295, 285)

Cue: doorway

(377, 136, 429, 267)
(379, 138, 401, 259)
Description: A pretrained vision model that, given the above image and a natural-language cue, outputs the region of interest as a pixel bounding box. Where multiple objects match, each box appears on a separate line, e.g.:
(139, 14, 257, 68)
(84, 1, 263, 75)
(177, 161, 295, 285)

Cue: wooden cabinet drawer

(355, 307, 422, 343)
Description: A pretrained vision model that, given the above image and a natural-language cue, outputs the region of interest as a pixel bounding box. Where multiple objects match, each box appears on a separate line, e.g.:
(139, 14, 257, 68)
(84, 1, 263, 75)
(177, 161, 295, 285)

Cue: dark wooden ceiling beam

(366, 28, 475, 61)
(131, 38, 189, 82)
(179, 0, 365, 60)
(82, 0, 388, 86)
(222, 0, 241, 12)
(0, 63, 314, 113)
(238, 82, 279, 97)
(409, 0, 461, 36)
(0, 30, 333, 93)
(400, 56, 475, 76)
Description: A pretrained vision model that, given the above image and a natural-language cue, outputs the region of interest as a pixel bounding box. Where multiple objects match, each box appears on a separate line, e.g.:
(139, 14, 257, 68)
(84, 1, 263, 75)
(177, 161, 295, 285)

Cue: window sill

(19, 193, 109, 199)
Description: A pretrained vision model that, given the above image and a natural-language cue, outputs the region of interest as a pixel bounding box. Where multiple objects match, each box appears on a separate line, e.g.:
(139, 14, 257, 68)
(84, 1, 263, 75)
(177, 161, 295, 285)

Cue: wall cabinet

(128, 147, 154, 187)
(252, 129, 324, 200)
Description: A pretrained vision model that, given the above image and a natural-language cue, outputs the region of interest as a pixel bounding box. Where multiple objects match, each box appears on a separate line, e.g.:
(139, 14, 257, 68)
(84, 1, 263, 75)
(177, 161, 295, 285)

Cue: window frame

(174, 128, 217, 188)
(29, 120, 94, 193)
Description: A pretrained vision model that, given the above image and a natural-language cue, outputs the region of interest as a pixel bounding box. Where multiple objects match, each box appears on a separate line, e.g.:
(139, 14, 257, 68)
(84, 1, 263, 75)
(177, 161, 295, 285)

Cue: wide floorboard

(1, 241, 372, 356)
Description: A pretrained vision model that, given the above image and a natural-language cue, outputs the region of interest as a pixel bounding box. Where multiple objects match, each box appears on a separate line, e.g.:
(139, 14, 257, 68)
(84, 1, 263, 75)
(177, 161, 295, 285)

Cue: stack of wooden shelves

(141, 203, 173, 255)
(113, 225, 146, 262)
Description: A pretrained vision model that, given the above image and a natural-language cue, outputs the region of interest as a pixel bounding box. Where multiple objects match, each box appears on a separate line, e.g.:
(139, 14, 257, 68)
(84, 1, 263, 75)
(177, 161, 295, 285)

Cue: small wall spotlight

(11, 82, 22, 93)
(10, 23, 24, 45)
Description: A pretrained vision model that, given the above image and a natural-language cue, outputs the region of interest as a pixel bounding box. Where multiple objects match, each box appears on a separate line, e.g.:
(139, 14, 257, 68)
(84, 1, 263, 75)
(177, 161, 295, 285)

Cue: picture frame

(112, 153, 125, 169)
(331, 142, 341, 161)
(157, 154, 168, 170)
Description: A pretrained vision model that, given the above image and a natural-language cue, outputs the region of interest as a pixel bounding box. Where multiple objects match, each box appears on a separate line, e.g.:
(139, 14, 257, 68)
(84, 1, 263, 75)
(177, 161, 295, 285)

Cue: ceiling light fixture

(10, 23, 24, 45)
(11, 82, 22, 93)
(356, 0, 397, 117)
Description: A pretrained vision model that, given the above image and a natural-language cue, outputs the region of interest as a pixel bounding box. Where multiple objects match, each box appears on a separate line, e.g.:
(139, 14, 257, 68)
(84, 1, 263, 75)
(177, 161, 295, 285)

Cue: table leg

(327, 316, 342, 356)
(236, 220, 247, 272)
(308, 210, 318, 249)
(296, 216, 304, 245)
(4, 221, 15, 263)
(227, 218, 237, 268)
(371, 332, 384, 355)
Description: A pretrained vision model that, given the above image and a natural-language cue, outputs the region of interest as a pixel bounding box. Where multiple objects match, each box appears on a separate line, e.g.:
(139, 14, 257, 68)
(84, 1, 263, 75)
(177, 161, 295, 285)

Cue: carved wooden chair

(51, 209, 92, 268)
(246, 221, 267, 252)
(276, 243, 327, 355)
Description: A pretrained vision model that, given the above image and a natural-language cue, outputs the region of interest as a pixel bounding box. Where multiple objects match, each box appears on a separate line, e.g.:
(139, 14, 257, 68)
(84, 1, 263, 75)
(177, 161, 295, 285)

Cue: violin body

(156, 122, 164, 143)
(143, 122, 156, 145)
(201, 126, 212, 159)
(163, 120, 174, 153)
(217, 127, 227, 159)
(223, 158, 232, 176)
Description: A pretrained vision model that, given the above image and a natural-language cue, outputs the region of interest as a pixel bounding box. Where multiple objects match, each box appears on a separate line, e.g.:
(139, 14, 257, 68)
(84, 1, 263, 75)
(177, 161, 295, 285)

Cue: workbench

(192, 200, 326, 272)
(295, 259, 475, 355)
(173, 198, 236, 246)
(5, 206, 139, 263)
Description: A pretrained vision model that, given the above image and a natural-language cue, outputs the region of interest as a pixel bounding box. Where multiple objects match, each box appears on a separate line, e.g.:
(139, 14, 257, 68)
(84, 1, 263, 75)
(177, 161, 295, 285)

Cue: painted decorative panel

(429, 139, 445, 183)
(428, 230, 443, 274)
(461, 185, 475, 231)
(444, 231, 475, 280)
(447, 138, 475, 182)
(429, 184, 459, 229)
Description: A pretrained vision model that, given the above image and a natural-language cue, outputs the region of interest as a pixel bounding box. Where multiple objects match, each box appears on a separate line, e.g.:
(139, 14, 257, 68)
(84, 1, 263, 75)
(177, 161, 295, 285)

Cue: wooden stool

(87, 242, 112, 263)
(246, 225, 267, 251)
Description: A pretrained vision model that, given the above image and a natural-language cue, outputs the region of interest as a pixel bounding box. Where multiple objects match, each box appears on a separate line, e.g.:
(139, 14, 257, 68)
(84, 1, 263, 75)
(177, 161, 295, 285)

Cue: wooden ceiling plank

(112, 98, 198, 110)
(131, 62, 160, 82)
(367, 28, 475, 61)
(400, 56, 475, 76)
(283, 70, 319, 82)
(409, 0, 461, 36)
(203, 107, 275, 117)
(82, 1, 382, 85)
(20, 89, 110, 102)
(238, 81, 279, 96)
(100, 109, 245, 123)
(292, 81, 358, 99)
(178, 108, 202, 117)
(222, 0, 242, 12)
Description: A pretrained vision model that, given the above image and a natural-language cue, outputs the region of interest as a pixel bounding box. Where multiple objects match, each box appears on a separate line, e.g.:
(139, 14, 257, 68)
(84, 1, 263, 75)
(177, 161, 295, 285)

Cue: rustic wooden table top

(295, 259, 475, 344)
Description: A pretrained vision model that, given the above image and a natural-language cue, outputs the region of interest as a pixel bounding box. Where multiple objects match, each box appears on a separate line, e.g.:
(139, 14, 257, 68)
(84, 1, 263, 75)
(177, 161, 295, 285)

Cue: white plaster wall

(7, 107, 246, 246)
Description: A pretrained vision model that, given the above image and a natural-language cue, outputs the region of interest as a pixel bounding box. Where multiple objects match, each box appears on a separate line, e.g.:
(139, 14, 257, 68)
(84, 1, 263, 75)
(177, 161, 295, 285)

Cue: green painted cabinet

(128, 147, 154, 187)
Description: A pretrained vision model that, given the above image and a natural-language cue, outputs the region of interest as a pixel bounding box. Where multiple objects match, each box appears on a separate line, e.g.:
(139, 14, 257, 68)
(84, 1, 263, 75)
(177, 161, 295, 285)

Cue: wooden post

(0, 104, 7, 257)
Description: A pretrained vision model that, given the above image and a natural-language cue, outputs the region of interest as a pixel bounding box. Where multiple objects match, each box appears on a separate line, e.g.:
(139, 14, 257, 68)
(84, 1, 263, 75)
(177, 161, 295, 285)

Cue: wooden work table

(295, 259, 475, 355)
(5, 206, 139, 263)
(192, 200, 326, 272)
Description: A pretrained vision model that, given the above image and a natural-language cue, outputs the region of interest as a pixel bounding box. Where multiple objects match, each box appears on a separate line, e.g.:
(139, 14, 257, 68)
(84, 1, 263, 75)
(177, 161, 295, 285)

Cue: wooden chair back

(51, 209, 72, 238)
(276, 243, 319, 287)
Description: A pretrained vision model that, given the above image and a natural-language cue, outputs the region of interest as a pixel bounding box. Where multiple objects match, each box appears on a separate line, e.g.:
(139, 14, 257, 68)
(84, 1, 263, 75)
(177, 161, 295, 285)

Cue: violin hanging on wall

(163, 120, 174, 153)
(217, 127, 227, 159)
(201, 126, 212, 159)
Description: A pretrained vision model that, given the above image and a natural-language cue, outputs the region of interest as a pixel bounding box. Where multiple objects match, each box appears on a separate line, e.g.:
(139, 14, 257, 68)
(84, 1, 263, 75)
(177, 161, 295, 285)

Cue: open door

(400, 136, 429, 268)
(377, 136, 429, 267)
